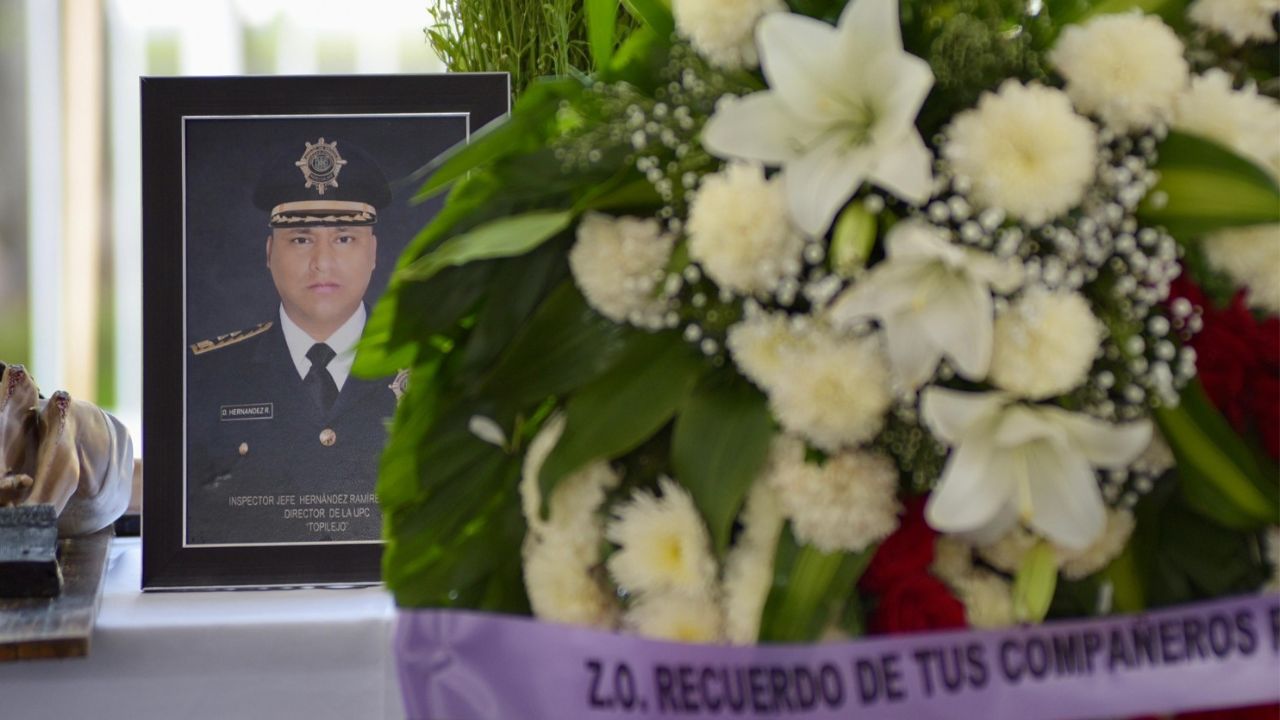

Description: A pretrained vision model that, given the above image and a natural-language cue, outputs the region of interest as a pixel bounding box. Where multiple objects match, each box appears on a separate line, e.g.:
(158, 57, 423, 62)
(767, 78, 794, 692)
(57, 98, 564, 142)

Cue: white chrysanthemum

(1189, 0, 1280, 44)
(624, 591, 725, 643)
(1264, 527, 1280, 593)
(519, 414, 565, 531)
(1203, 224, 1280, 314)
(1049, 13, 1188, 132)
(976, 524, 1040, 575)
(607, 478, 718, 598)
(953, 570, 1016, 629)
(673, 0, 785, 69)
(722, 480, 786, 644)
(523, 530, 618, 628)
(520, 413, 620, 538)
(944, 81, 1097, 225)
(1175, 70, 1280, 181)
(932, 536, 975, 585)
(726, 310, 818, 393)
(687, 162, 805, 296)
(569, 212, 674, 329)
(765, 439, 901, 553)
(1057, 509, 1135, 579)
(519, 414, 622, 628)
(766, 323, 892, 451)
(989, 289, 1103, 399)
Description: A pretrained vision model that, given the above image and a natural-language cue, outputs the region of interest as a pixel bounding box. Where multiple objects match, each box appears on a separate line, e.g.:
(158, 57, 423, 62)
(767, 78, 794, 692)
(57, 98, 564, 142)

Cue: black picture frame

(142, 74, 509, 590)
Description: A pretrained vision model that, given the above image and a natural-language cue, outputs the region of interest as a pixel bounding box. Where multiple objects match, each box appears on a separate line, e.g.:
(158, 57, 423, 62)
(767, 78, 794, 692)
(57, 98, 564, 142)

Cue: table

(0, 538, 405, 719)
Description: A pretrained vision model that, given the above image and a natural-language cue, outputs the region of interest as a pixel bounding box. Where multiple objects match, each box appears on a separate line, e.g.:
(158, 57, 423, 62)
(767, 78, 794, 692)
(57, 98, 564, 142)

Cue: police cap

(252, 137, 391, 228)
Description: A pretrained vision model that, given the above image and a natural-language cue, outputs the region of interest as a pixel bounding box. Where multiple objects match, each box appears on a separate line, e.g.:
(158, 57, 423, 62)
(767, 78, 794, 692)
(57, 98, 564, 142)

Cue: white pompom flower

(1189, 0, 1280, 44)
(523, 531, 619, 629)
(932, 536, 975, 585)
(624, 591, 725, 643)
(953, 570, 1016, 629)
(764, 436, 901, 553)
(1204, 224, 1280, 315)
(606, 478, 718, 599)
(1057, 508, 1136, 580)
(687, 162, 806, 297)
(944, 81, 1097, 225)
(989, 289, 1103, 400)
(763, 321, 893, 452)
(1049, 12, 1189, 132)
(519, 414, 622, 629)
(519, 413, 620, 538)
(569, 212, 674, 329)
(726, 310, 817, 392)
(1174, 70, 1280, 182)
(976, 524, 1040, 575)
(722, 479, 786, 644)
(673, 0, 785, 69)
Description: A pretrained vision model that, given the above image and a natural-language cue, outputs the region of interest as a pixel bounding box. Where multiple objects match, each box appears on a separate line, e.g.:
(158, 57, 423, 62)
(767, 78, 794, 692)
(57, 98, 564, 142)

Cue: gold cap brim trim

(269, 200, 377, 226)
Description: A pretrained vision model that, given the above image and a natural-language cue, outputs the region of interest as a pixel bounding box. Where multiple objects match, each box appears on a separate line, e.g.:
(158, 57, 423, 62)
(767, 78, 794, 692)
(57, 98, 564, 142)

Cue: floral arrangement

(361, 0, 1279, 646)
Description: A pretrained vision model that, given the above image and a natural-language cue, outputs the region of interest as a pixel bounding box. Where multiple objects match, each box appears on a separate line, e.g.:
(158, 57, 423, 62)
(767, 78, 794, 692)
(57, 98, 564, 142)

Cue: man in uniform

(186, 138, 403, 545)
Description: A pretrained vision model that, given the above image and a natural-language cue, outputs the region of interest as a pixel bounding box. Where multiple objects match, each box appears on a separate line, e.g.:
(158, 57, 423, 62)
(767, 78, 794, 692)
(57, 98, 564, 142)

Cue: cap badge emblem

(294, 138, 347, 195)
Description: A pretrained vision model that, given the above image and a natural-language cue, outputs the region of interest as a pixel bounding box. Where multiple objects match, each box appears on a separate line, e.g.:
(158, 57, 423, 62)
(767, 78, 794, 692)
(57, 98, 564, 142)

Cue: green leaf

(758, 526, 874, 643)
(454, 239, 569, 380)
(1102, 544, 1146, 613)
(574, 176, 662, 214)
(538, 330, 704, 506)
(585, 0, 618, 69)
(356, 173, 504, 377)
(672, 372, 774, 556)
(1156, 380, 1277, 528)
(620, 0, 674, 39)
(1139, 131, 1280, 240)
(1013, 541, 1059, 623)
(414, 78, 582, 199)
(1126, 471, 1270, 609)
(398, 210, 574, 283)
(355, 261, 495, 378)
(483, 282, 637, 406)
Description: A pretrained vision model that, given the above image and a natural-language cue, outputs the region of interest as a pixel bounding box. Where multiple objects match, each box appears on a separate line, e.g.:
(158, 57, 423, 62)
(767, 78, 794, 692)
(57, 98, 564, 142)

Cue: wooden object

(0, 505, 61, 598)
(0, 527, 113, 661)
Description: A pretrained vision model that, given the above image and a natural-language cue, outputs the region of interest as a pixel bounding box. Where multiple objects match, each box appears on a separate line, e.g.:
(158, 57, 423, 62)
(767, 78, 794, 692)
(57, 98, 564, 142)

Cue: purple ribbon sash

(396, 594, 1280, 720)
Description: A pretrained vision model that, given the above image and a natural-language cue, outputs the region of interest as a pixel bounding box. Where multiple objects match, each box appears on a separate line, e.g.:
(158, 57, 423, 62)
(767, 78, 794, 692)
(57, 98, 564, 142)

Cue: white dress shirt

(278, 304, 365, 391)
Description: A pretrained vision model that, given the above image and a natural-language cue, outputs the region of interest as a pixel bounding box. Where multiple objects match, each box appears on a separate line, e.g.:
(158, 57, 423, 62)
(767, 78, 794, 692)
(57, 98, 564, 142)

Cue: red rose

(1168, 276, 1280, 461)
(1247, 316, 1280, 460)
(860, 495, 935, 595)
(1176, 703, 1280, 720)
(868, 573, 966, 635)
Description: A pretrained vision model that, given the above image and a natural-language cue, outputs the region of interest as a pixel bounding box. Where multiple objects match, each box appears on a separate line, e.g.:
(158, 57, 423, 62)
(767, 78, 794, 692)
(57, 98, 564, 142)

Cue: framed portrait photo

(141, 74, 508, 589)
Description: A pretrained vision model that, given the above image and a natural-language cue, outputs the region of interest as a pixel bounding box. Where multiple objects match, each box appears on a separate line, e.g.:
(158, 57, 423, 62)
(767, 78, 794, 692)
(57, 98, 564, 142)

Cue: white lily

(830, 220, 1021, 392)
(701, 0, 935, 236)
(921, 388, 1152, 550)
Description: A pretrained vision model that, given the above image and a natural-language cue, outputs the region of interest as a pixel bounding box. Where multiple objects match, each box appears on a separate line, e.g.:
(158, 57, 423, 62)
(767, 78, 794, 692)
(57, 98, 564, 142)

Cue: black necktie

(304, 343, 339, 412)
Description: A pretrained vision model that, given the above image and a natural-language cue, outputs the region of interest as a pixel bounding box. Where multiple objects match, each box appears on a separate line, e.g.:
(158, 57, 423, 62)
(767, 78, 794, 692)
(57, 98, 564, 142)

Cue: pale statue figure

(0, 363, 134, 536)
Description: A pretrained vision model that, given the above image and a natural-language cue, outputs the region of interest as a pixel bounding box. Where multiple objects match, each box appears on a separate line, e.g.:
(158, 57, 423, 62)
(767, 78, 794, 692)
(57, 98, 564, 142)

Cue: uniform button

(238, 442, 249, 456)
(319, 428, 336, 447)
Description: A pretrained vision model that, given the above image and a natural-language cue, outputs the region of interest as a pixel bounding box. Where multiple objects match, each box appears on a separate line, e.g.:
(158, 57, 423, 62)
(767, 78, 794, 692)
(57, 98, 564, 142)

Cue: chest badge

(389, 368, 410, 405)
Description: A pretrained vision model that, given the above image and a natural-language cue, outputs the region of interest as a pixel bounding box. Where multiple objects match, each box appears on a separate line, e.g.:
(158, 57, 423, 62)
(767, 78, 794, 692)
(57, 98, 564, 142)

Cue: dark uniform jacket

(185, 320, 397, 545)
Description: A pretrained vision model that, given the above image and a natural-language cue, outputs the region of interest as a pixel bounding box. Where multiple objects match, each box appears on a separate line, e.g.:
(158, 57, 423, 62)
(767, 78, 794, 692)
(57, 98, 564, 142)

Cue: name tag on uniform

(220, 403, 274, 421)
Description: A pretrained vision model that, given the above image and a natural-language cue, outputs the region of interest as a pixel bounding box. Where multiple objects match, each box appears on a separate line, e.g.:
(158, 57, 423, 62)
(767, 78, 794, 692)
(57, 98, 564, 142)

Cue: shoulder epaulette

(190, 322, 273, 356)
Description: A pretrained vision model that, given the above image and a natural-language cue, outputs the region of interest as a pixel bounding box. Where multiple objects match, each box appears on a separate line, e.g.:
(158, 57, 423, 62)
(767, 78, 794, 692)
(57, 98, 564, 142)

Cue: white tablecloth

(0, 538, 405, 720)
